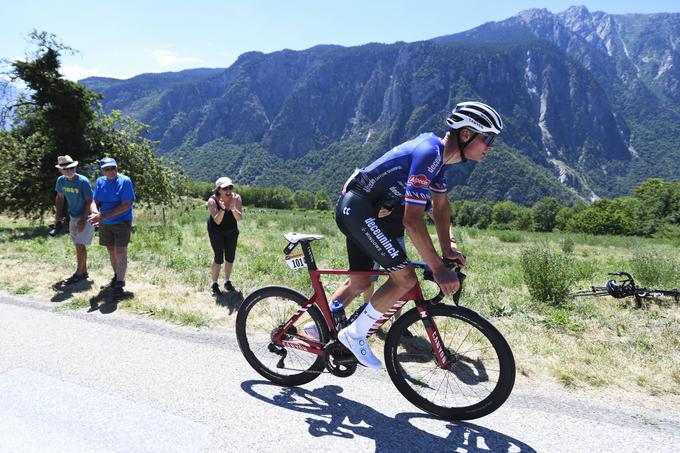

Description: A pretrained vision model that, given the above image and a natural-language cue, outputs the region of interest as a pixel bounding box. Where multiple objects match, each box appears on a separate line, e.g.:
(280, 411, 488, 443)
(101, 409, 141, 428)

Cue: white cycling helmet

(446, 101, 503, 135)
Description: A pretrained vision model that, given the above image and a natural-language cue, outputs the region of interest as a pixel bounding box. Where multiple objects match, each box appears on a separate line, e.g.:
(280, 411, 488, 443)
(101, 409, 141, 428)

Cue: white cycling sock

(346, 302, 382, 339)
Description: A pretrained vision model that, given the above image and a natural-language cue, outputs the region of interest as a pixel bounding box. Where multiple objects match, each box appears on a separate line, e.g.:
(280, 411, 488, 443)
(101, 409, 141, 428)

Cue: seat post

(300, 241, 318, 271)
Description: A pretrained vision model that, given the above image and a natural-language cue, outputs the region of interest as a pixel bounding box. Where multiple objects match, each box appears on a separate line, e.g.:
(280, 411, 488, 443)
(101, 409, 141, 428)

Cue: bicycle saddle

(284, 232, 325, 243)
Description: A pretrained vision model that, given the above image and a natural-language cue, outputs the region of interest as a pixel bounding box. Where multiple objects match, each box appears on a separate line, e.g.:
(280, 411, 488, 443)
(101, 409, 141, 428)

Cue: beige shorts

(69, 216, 95, 245)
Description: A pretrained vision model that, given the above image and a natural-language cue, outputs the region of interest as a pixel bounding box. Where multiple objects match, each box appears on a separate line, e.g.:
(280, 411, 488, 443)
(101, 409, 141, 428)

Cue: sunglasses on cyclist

(481, 133, 497, 146)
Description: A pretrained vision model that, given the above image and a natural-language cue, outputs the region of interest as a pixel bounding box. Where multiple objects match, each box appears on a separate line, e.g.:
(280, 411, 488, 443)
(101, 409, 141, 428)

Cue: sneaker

(338, 328, 382, 369)
(224, 281, 236, 292)
(211, 282, 222, 296)
(303, 322, 320, 341)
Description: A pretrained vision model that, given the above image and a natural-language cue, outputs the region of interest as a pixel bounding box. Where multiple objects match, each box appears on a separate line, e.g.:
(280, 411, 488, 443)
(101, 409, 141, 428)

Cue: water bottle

(330, 300, 347, 329)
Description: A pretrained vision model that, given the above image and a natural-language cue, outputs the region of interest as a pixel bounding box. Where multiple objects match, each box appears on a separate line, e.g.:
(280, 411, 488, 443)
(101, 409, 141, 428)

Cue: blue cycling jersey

(350, 133, 449, 206)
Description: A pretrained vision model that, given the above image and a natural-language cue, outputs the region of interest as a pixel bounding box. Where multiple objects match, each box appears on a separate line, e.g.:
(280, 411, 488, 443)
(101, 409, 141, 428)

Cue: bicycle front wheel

(384, 305, 515, 420)
(236, 286, 328, 386)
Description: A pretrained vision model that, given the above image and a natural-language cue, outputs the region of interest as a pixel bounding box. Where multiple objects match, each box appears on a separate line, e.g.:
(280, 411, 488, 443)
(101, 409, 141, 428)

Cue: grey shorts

(69, 216, 95, 245)
(99, 221, 132, 247)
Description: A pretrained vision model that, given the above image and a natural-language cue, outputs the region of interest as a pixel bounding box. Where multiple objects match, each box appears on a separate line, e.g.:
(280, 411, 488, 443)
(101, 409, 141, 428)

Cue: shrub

(520, 246, 574, 306)
(495, 230, 523, 243)
(629, 251, 680, 288)
(561, 237, 575, 254)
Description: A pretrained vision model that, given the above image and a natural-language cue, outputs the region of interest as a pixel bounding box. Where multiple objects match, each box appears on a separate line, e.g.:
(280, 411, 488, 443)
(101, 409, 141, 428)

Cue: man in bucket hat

(88, 157, 135, 297)
(53, 155, 96, 286)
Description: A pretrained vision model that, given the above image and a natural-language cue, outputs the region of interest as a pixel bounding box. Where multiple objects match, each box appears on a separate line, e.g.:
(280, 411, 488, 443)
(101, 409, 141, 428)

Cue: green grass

(0, 202, 679, 395)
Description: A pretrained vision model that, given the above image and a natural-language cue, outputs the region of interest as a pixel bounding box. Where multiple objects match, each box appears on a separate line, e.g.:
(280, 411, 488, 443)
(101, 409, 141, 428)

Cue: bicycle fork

(415, 304, 451, 369)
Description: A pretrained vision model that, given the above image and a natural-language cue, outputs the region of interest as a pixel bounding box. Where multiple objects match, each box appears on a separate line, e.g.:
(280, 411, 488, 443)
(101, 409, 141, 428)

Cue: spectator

(207, 177, 242, 295)
(88, 157, 135, 297)
(53, 155, 96, 286)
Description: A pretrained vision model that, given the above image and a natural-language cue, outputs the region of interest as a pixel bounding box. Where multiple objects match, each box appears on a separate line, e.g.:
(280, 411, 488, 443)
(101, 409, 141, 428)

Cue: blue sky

(2, 0, 679, 81)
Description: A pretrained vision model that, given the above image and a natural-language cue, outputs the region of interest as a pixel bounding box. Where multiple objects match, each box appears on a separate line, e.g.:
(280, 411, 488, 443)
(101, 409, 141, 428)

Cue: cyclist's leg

(335, 192, 411, 367)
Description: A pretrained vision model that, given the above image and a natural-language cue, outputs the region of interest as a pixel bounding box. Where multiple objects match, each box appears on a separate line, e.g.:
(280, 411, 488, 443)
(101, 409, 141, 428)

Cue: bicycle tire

(384, 305, 515, 420)
(236, 286, 329, 386)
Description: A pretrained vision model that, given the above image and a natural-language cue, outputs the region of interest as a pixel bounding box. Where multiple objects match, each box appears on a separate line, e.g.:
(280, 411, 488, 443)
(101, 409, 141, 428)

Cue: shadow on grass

(50, 279, 94, 302)
(214, 289, 244, 315)
(88, 287, 134, 314)
(241, 380, 537, 452)
(0, 226, 55, 243)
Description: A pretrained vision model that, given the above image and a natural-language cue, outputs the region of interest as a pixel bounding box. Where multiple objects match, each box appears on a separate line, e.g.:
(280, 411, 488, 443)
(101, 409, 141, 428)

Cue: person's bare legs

(211, 262, 221, 282)
(338, 266, 417, 368)
(75, 244, 87, 275)
(366, 266, 417, 312)
(106, 245, 117, 277)
(330, 275, 372, 306)
(223, 261, 233, 281)
(113, 245, 127, 281)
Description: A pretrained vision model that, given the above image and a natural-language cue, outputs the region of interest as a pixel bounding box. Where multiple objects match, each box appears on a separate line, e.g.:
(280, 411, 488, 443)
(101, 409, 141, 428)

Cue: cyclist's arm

(403, 203, 445, 272)
(431, 192, 455, 257)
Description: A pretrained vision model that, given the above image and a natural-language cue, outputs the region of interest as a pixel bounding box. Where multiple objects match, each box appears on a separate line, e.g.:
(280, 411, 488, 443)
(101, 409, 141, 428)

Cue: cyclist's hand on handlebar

(443, 250, 466, 268)
(433, 267, 460, 296)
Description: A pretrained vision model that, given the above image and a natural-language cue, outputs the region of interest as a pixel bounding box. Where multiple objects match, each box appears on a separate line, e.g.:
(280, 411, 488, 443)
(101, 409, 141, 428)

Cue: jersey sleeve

(430, 165, 449, 195)
(55, 176, 64, 193)
(120, 177, 135, 202)
(92, 177, 101, 201)
(81, 176, 94, 199)
(404, 139, 443, 206)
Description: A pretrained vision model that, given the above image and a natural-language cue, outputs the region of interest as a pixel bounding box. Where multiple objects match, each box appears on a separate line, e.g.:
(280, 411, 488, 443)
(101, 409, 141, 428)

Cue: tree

(0, 31, 183, 218)
(532, 197, 563, 232)
(314, 191, 332, 211)
(491, 201, 520, 229)
(294, 190, 315, 210)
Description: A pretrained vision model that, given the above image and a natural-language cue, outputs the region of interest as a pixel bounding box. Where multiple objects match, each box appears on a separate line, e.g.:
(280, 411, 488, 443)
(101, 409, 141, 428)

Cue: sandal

(61, 273, 89, 286)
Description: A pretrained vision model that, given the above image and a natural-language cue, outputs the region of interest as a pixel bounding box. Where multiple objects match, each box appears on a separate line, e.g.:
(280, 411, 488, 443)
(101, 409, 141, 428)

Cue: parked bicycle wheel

(236, 286, 329, 386)
(384, 304, 515, 420)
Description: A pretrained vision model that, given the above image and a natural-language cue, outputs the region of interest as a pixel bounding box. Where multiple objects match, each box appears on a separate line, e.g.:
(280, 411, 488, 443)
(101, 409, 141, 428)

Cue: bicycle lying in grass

(236, 233, 516, 420)
(570, 271, 680, 308)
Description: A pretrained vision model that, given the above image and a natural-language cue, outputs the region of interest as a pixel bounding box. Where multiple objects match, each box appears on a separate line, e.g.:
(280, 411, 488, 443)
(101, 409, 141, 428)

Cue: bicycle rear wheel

(236, 286, 329, 386)
(384, 305, 515, 420)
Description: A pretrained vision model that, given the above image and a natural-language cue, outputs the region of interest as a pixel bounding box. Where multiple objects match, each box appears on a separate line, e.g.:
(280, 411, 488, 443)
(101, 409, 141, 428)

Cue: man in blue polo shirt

(54, 155, 96, 286)
(88, 157, 135, 296)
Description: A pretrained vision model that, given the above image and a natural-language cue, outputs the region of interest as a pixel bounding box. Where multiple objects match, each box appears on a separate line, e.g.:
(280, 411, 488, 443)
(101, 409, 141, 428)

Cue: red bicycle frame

(273, 239, 452, 369)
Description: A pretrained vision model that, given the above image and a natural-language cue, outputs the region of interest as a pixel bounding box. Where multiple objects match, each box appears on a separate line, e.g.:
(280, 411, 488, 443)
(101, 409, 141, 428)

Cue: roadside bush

(629, 251, 680, 288)
(560, 237, 575, 254)
(520, 245, 574, 306)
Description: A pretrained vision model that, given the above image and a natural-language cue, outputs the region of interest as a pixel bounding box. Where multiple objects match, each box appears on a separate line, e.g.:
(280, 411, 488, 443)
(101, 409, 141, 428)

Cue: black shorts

(335, 191, 408, 272)
(208, 228, 239, 264)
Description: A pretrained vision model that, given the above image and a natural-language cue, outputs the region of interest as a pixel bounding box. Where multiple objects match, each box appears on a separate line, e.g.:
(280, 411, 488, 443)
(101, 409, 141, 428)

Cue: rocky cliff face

(82, 6, 680, 204)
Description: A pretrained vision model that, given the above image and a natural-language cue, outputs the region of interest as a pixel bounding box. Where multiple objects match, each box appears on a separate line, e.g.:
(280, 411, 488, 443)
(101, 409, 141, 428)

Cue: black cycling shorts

(208, 228, 239, 264)
(335, 191, 409, 272)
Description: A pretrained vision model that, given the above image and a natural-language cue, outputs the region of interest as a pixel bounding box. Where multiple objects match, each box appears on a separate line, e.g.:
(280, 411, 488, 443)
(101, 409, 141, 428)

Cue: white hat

(215, 177, 233, 188)
(55, 155, 78, 169)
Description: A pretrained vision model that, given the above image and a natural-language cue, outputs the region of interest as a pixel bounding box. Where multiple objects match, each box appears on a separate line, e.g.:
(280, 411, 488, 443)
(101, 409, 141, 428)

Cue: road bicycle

(236, 232, 516, 420)
(571, 271, 680, 308)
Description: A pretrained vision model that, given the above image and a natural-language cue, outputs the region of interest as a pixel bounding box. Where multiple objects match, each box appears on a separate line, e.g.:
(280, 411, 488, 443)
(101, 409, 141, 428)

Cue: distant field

(1, 201, 679, 396)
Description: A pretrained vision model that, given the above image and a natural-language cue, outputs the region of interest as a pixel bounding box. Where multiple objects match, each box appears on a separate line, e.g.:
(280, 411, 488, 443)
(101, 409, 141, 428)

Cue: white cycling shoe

(338, 328, 382, 369)
(303, 322, 320, 341)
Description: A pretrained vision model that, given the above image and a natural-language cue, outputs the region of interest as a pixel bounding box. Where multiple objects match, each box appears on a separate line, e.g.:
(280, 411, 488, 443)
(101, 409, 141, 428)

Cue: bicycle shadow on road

(241, 380, 536, 452)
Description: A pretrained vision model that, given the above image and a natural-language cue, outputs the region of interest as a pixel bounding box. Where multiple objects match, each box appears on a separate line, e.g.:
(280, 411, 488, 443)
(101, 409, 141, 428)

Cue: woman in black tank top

(207, 177, 243, 295)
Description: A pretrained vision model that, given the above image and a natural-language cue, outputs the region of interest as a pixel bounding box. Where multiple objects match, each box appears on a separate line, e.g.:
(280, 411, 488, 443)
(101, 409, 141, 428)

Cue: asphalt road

(1, 293, 678, 452)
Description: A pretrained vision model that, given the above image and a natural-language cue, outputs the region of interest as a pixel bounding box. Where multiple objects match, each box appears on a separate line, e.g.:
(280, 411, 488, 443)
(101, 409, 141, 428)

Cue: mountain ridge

(80, 5, 680, 205)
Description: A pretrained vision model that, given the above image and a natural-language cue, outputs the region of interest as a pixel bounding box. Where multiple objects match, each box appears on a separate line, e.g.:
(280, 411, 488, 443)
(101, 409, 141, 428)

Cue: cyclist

(332, 101, 503, 368)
